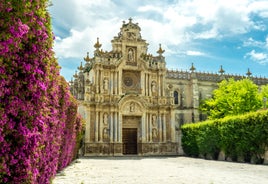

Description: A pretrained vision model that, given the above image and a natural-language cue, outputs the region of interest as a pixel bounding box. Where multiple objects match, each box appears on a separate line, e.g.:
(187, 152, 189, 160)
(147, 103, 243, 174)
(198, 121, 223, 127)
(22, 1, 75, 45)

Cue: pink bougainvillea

(0, 1, 84, 183)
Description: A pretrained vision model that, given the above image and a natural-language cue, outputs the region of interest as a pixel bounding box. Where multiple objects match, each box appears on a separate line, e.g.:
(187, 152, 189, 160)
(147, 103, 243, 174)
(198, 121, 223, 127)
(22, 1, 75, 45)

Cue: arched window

(174, 91, 179, 104)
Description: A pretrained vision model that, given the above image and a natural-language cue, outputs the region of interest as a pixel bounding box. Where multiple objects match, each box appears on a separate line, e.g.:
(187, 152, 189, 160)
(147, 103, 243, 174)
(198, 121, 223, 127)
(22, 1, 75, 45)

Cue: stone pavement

(52, 156, 268, 184)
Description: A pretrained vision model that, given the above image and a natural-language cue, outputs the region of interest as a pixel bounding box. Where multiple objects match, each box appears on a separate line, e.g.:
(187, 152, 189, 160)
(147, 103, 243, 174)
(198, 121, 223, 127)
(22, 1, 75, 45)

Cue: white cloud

(51, 0, 265, 59)
(248, 1, 268, 17)
(137, 5, 163, 14)
(186, 50, 206, 56)
(243, 36, 268, 51)
(49, 0, 268, 80)
(243, 37, 265, 48)
(245, 50, 268, 64)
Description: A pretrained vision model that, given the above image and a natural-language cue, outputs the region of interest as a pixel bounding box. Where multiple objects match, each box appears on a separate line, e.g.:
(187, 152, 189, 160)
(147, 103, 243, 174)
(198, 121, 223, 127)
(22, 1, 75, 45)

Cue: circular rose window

(124, 76, 133, 87)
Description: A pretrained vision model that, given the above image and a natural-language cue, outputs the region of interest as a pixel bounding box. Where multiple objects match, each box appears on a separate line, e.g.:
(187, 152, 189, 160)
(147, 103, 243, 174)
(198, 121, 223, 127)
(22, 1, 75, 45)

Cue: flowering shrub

(0, 1, 83, 183)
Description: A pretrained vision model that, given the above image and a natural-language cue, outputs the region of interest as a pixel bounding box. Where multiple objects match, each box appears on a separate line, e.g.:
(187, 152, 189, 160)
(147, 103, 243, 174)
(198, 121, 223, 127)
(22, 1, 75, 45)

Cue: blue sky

(49, 0, 268, 81)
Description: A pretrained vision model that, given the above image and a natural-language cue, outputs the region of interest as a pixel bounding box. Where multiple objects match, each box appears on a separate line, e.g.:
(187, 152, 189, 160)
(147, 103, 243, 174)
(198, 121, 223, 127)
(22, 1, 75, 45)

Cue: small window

(174, 91, 178, 104)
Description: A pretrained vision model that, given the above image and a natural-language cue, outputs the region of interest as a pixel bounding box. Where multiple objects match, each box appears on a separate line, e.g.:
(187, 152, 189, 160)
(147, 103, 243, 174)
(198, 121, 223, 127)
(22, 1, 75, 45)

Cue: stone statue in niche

(103, 78, 108, 91)
(152, 114, 157, 127)
(130, 102, 135, 112)
(103, 113, 108, 125)
(151, 81, 157, 94)
(128, 48, 134, 62)
(152, 128, 158, 141)
(103, 128, 109, 140)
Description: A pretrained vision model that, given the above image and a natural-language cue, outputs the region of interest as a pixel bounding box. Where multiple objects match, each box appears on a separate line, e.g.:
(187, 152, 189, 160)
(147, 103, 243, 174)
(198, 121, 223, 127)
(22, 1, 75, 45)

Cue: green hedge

(181, 110, 268, 163)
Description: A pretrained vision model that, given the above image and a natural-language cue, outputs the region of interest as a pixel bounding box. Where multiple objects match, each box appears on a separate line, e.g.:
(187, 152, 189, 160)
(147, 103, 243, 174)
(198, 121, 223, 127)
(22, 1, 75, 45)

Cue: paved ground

(52, 156, 268, 184)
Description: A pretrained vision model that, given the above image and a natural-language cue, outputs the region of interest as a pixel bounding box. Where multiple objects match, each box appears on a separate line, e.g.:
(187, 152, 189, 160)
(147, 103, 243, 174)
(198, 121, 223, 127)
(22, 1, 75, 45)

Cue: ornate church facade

(70, 18, 268, 156)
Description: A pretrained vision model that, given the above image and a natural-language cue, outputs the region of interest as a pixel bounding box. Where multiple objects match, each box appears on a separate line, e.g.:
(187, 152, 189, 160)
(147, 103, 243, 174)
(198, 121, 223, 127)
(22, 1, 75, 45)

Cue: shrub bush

(181, 110, 268, 163)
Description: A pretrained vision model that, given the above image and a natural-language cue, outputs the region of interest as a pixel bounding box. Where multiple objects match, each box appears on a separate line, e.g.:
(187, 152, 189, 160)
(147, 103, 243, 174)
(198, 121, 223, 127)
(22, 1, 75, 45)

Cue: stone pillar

(158, 74, 161, 96)
(147, 74, 150, 96)
(146, 113, 149, 141)
(145, 73, 147, 96)
(149, 74, 152, 96)
(118, 114, 122, 142)
(111, 71, 114, 95)
(95, 111, 99, 142)
(85, 108, 91, 143)
(163, 114, 166, 142)
(162, 75, 165, 97)
(96, 70, 99, 93)
(114, 112, 118, 142)
(170, 110, 176, 142)
(110, 112, 114, 142)
(99, 112, 103, 142)
(142, 115, 146, 142)
(149, 113, 152, 142)
(115, 72, 120, 95)
(158, 114, 162, 142)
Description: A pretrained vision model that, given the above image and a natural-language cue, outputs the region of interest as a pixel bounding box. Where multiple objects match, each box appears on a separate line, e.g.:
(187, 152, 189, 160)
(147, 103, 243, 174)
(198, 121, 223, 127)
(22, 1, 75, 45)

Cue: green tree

(200, 78, 262, 119)
(260, 85, 268, 108)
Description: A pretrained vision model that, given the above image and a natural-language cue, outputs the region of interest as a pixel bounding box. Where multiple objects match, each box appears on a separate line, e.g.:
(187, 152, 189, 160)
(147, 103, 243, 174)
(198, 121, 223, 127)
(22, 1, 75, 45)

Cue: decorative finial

(84, 52, 91, 62)
(246, 68, 252, 77)
(190, 63, 196, 72)
(94, 37, 102, 50)
(219, 65, 225, 75)
(78, 62, 83, 71)
(157, 44, 165, 56)
(73, 71, 78, 78)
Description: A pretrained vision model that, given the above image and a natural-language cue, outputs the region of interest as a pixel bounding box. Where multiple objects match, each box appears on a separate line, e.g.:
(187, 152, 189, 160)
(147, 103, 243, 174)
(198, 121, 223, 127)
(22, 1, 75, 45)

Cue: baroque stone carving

(103, 113, 108, 125)
(130, 102, 135, 112)
(152, 114, 157, 127)
(128, 48, 134, 62)
(152, 128, 158, 141)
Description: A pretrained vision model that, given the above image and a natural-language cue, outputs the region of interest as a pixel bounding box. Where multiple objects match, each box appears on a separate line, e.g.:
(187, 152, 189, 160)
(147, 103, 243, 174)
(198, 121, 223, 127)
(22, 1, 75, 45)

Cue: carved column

(96, 69, 99, 93)
(142, 115, 146, 142)
(99, 112, 103, 142)
(158, 114, 162, 142)
(158, 74, 161, 96)
(118, 114, 122, 142)
(149, 74, 152, 96)
(146, 113, 149, 142)
(146, 73, 149, 96)
(149, 113, 152, 142)
(111, 71, 114, 95)
(162, 114, 166, 142)
(85, 108, 91, 143)
(170, 110, 176, 142)
(114, 112, 118, 142)
(117, 71, 119, 95)
(95, 111, 99, 142)
(110, 112, 114, 142)
(161, 75, 164, 97)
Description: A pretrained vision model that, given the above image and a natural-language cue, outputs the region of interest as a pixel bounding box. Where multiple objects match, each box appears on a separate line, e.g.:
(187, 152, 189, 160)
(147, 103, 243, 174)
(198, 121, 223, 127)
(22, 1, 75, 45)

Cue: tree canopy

(200, 78, 263, 119)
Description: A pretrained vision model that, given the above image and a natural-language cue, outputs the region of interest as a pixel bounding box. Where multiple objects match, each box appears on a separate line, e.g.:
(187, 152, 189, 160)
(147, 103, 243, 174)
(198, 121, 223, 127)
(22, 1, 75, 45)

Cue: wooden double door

(122, 128, 137, 155)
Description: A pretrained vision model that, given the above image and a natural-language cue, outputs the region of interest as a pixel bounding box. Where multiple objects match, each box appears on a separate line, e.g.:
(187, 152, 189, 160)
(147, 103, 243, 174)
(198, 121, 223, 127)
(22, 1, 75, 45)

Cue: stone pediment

(119, 95, 147, 116)
(121, 101, 143, 115)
